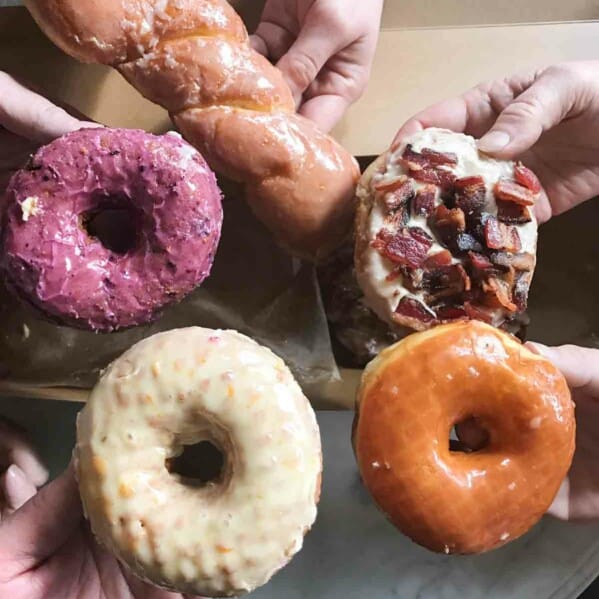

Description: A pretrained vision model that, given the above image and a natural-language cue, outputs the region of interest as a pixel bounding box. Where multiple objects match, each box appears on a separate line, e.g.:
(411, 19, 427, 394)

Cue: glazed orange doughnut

(353, 320, 575, 554)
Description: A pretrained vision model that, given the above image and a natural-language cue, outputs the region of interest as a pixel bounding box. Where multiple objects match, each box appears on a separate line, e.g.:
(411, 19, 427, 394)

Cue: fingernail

(477, 131, 511, 153)
(11, 447, 48, 487)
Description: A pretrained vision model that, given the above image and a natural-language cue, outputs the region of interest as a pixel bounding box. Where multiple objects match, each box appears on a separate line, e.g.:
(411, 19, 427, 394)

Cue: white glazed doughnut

(355, 128, 540, 332)
(75, 328, 322, 597)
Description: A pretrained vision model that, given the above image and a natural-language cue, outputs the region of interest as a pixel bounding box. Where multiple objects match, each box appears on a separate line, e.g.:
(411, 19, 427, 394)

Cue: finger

(0, 72, 93, 143)
(299, 93, 351, 133)
(251, 22, 295, 63)
(0, 418, 48, 487)
(0, 465, 37, 517)
(276, 22, 346, 105)
(547, 477, 571, 520)
(391, 73, 534, 151)
(455, 417, 489, 451)
(477, 69, 574, 158)
(526, 343, 599, 398)
(0, 463, 82, 574)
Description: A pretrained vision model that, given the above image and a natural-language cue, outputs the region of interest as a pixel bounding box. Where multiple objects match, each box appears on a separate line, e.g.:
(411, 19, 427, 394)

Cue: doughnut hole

(166, 440, 227, 488)
(450, 417, 490, 453)
(82, 194, 141, 255)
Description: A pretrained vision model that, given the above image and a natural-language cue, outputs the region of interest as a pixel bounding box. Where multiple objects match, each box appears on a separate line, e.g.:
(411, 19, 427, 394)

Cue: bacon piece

(454, 176, 486, 218)
(413, 185, 436, 217)
(464, 302, 495, 324)
(489, 252, 535, 272)
(482, 276, 517, 312)
(402, 144, 458, 169)
(454, 176, 485, 190)
(410, 226, 434, 246)
(467, 252, 496, 280)
(494, 179, 536, 206)
(484, 216, 521, 252)
(375, 175, 411, 194)
(435, 304, 468, 322)
(513, 271, 531, 311)
(423, 249, 452, 268)
(455, 233, 483, 253)
(514, 163, 541, 194)
(497, 200, 532, 224)
(372, 227, 433, 269)
(395, 296, 435, 327)
(432, 205, 466, 250)
(410, 167, 456, 189)
(423, 263, 471, 302)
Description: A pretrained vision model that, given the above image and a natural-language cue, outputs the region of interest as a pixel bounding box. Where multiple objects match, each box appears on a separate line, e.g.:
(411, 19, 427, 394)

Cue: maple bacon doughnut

(353, 320, 575, 554)
(1, 128, 222, 332)
(355, 128, 541, 333)
(76, 328, 321, 597)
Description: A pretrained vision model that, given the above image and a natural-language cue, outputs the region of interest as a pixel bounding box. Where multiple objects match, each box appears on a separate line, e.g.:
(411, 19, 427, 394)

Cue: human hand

(526, 343, 599, 521)
(0, 418, 48, 519)
(0, 460, 206, 598)
(250, 0, 383, 132)
(393, 61, 599, 224)
(0, 71, 95, 191)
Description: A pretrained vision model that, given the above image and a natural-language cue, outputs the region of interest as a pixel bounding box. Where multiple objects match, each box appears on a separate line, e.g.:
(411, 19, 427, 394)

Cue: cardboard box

(0, 2, 598, 406)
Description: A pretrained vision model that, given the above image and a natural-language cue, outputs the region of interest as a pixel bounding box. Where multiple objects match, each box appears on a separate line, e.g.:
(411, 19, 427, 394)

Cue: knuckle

(285, 52, 321, 89)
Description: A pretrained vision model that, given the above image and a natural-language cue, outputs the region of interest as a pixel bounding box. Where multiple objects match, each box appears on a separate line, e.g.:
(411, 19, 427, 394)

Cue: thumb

(0, 462, 82, 576)
(276, 16, 344, 105)
(0, 72, 95, 143)
(526, 342, 599, 398)
(477, 68, 575, 158)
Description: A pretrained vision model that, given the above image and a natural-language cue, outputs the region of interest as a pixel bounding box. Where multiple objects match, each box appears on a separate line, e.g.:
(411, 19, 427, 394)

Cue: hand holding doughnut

(25, 0, 360, 260)
(353, 321, 575, 554)
(393, 61, 599, 224)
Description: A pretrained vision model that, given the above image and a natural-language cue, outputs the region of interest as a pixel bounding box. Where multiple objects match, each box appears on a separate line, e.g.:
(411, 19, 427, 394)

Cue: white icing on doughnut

(76, 328, 321, 597)
(359, 128, 538, 326)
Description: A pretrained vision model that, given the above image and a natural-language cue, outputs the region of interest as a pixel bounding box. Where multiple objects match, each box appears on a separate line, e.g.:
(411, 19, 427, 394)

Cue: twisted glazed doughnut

(25, 0, 360, 260)
(353, 320, 575, 554)
(76, 327, 322, 596)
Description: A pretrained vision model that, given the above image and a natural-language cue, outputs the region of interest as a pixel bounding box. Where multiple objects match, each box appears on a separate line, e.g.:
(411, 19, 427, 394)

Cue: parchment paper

(0, 178, 340, 398)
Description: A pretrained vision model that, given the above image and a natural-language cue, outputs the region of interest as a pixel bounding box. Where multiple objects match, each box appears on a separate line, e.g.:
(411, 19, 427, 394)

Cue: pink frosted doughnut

(1, 128, 222, 331)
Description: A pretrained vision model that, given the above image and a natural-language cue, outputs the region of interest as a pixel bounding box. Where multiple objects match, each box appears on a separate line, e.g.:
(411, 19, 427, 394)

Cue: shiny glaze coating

(353, 320, 575, 554)
(76, 328, 322, 596)
(1, 128, 222, 331)
(25, 0, 359, 261)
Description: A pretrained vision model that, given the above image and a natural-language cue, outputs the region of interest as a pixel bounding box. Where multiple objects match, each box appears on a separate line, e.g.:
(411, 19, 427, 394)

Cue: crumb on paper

(20, 196, 40, 221)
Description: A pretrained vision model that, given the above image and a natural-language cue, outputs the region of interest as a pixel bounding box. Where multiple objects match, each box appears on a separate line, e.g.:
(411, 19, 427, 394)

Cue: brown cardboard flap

(381, 0, 599, 29)
(332, 22, 599, 156)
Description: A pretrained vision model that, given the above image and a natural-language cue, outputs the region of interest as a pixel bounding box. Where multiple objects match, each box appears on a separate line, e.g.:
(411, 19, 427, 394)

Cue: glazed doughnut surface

(1, 128, 222, 331)
(355, 128, 540, 332)
(353, 321, 575, 554)
(76, 328, 321, 596)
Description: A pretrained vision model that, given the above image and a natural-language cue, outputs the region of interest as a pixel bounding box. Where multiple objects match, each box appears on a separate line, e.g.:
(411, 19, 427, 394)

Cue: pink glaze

(1, 128, 222, 331)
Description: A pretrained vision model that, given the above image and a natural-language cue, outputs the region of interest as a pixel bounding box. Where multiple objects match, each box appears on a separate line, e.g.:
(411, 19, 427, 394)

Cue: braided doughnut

(25, 0, 360, 260)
